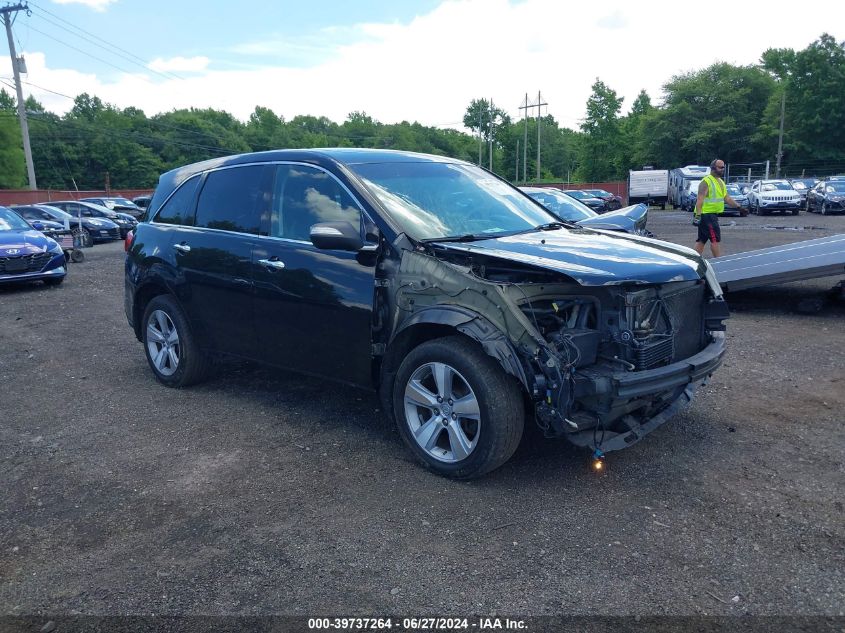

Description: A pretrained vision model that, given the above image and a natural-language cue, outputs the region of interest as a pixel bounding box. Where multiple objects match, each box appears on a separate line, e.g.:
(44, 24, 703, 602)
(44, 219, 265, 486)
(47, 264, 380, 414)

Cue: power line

(24, 23, 145, 76)
(26, 3, 184, 82)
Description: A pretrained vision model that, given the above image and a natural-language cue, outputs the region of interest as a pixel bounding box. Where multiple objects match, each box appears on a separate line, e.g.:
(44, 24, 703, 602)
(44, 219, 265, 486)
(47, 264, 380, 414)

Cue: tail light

(124, 230, 134, 252)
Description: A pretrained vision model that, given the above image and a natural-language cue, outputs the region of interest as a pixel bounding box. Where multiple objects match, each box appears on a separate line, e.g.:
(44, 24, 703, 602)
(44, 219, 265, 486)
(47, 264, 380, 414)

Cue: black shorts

(697, 213, 721, 244)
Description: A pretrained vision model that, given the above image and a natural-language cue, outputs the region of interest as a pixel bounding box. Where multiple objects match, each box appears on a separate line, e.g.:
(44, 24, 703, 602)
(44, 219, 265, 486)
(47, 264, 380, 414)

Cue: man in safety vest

(693, 158, 742, 257)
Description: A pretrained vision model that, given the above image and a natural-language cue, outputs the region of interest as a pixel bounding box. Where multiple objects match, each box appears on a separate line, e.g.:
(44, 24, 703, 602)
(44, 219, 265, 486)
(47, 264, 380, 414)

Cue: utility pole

(2, 2, 35, 189)
(522, 93, 528, 183)
(518, 92, 547, 182)
(536, 90, 543, 181)
(775, 88, 786, 178)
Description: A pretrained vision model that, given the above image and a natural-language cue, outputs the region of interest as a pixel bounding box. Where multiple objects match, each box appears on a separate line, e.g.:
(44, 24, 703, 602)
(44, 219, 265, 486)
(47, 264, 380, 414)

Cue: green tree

(577, 79, 624, 181)
(637, 64, 775, 168)
(463, 98, 510, 150)
(0, 114, 26, 188)
(761, 34, 845, 167)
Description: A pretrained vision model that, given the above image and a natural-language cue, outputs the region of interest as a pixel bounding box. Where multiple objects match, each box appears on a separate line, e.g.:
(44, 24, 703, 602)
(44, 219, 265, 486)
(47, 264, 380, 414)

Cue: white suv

(747, 179, 802, 216)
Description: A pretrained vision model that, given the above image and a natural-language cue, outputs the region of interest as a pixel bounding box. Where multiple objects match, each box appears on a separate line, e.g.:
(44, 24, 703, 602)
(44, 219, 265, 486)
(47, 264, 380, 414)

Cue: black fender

(391, 305, 531, 391)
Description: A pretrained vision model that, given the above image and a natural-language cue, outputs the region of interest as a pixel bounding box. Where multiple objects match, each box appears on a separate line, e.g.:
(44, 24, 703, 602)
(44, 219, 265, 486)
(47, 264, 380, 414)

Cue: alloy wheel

(146, 309, 180, 376)
(403, 362, 481, 463)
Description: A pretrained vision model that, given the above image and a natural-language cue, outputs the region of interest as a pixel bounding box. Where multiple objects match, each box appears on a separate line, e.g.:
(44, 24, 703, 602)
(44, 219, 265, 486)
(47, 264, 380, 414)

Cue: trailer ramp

(711, 234, 845, 292)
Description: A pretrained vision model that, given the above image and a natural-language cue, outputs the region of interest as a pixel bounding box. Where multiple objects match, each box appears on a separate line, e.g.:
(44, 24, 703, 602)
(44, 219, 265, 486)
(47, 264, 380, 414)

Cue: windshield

(350, 161, 559, 240)
(110, 197, 138, 207)
(39, 206, 73, 220)
(727, 185, 743, 196)
(564, 190, 592, 200)
(523, 189, 595, 221)
(761, 182, 793, 191)
(0, 207, 32, 231)
(826, 183, 845, 193)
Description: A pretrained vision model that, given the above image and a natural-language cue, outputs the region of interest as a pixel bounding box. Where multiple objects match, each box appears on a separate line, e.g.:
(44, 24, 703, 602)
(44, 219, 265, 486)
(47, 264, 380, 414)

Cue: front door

(251, 163, 376, 387)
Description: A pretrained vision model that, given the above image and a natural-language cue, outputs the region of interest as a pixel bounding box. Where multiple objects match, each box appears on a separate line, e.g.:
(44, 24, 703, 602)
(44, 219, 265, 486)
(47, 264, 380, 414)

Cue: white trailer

(628, 170, 669, 208)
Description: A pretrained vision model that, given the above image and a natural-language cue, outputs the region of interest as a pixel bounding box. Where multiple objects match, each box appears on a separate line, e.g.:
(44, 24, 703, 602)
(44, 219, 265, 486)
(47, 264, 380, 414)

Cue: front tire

(43, 276, 64, 286)
(142, 295, 211, 387)
(393, 336, 524, 479)
(821, 202, 828, 216)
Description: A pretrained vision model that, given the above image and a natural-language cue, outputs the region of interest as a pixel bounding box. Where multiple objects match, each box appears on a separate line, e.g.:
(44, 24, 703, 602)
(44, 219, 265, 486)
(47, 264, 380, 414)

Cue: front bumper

(759, 200, 801, 211)
(567, 332, 726, 452)
(0, 260, 66, 284)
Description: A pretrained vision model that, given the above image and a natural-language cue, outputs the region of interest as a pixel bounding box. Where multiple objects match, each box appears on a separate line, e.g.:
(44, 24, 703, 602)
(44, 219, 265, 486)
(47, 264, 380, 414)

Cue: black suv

(126, 149, 728, 478)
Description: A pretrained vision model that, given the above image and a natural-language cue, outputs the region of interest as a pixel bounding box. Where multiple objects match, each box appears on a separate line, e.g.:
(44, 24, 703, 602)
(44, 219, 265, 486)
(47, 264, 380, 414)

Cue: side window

(155, 176, 200, 226)
(195, 165, 269, 235)
(269, 164, 362, 241)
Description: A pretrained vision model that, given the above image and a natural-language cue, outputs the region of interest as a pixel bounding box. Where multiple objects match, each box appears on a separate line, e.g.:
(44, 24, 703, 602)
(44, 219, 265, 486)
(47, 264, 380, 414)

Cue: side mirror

(31, 221, 45, 230)
(310, 221, 364, 251)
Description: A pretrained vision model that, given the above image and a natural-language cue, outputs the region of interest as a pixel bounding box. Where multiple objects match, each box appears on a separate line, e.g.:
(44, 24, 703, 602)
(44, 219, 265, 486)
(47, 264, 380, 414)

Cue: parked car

(806, 179, 845, 215)
(561, 189, 608, 212)
(747, 180, 802, 215)
(0, 206, 67, 286)
(126, 149, 728, 479)
(681, 180, 703, 211)
(581, 189, 623, 211)
(23, 217, 75, 256)
(80, 196, 145, 219)
(520, 187, 652, 236)
(47, 200, 135, 237)
(788, 178, 819, 202)
(13, 204, 120, 244)
(132, 195, 152, 210)
(723, 184, 749, 216)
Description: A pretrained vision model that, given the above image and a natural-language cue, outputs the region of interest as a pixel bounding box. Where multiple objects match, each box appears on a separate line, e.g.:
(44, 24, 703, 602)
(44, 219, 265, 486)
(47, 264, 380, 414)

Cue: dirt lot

(1, 209, 843, 619)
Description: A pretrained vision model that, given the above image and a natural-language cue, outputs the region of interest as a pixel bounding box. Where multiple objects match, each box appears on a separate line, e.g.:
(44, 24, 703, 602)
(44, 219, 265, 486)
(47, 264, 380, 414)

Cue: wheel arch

(377, 306, 531, 418)
(132, 280, 178, 341)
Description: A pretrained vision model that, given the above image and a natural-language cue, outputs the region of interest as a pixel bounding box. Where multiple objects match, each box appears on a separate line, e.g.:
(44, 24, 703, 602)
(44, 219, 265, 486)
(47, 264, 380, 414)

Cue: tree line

(1, 33, 842, 190)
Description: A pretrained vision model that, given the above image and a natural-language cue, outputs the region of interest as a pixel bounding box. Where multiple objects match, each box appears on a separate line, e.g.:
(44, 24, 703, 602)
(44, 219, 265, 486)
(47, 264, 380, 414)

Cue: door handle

(258, 258, 285, 270)
(173, 242, 191, 253)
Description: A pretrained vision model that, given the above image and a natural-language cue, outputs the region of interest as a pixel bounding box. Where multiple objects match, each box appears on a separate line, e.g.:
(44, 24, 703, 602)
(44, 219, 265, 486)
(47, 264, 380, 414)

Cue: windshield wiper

(422, 234, 487, 243)
(512, 221, 572, 235)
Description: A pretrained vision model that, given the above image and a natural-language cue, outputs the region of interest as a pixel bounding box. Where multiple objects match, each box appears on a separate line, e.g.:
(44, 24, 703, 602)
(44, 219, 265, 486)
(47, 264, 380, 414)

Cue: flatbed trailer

(710, 234, 845, 292)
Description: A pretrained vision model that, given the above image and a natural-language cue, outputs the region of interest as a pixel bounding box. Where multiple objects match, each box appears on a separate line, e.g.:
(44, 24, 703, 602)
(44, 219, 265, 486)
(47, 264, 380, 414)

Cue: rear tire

(393, 336, 524, 479)
(142, 295, 211, 388)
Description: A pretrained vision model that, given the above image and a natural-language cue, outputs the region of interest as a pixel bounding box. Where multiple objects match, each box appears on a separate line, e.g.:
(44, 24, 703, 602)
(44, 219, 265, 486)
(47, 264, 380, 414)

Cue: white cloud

(12, 0, 845, 134)
(148, 56, 210, 73)
(51, 0, 116, 12)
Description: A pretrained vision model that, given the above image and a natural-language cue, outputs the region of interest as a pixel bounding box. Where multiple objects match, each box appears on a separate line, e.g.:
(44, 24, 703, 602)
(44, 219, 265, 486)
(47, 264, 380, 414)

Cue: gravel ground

(1, 210, 843, 619)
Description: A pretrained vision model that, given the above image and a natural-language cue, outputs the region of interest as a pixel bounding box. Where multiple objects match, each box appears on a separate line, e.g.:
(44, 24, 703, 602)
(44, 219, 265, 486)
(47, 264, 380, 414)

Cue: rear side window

(155, 176, 200, 226)
(195, 165, 270, 235)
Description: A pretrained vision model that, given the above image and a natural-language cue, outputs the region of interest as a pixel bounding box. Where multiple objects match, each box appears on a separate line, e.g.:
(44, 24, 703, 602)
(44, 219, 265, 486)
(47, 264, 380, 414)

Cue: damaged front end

(384, 241, 728, 455)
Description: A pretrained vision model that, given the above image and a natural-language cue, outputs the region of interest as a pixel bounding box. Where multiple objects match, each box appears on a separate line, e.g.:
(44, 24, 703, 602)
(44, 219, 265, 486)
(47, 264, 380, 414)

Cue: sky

(1, 0, 843, 131)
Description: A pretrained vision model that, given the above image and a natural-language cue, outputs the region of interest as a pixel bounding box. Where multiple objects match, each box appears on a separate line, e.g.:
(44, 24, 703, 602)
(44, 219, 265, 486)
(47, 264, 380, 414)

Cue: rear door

(251, 163, 377, 386)
(173, 164, 273, 358)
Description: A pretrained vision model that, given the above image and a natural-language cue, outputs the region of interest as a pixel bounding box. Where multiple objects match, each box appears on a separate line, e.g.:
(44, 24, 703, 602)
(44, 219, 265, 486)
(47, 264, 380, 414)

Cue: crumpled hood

(0, 229, 56, 256)
(433, 228, 706, 285)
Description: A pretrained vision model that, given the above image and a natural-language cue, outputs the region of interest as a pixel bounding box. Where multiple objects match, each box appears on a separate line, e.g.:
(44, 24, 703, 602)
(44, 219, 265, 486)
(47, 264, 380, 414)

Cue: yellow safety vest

(701, 174, 726, 214)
